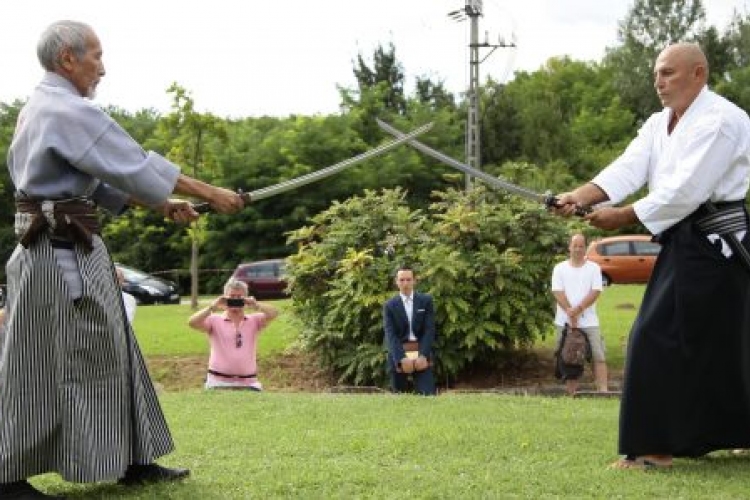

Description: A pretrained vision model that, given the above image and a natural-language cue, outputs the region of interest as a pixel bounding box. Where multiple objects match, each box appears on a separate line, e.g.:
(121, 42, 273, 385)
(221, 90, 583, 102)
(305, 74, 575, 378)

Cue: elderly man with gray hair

(1, 19, 244, 499)
(188, 280, 279, 391)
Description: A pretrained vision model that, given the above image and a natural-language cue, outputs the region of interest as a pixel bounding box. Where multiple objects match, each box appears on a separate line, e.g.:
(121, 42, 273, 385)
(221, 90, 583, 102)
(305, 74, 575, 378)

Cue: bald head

(568, 233, 587, 264)
(570, 233, 586, 246)
(654, 42, 709, 116)
(659, 43, 708, 79)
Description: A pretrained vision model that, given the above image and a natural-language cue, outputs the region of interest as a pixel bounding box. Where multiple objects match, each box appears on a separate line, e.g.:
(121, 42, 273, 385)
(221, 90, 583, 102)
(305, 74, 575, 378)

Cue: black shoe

(0, 480, 65, 499)
(117, 463, 190, 486)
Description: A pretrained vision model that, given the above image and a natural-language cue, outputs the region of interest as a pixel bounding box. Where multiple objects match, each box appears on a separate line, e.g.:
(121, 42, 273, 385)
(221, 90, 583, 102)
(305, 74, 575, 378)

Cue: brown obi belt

(16, 197, 100, 252)
(208, 369, 258, 379)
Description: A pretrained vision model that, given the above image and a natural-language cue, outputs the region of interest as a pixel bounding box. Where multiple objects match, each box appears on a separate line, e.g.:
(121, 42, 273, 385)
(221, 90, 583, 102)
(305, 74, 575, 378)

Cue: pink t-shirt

(201, 312, 268, 388)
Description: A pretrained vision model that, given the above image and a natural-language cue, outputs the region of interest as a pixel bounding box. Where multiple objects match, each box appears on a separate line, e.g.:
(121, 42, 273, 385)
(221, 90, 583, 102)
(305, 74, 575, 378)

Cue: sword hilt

(543, 192, 592, 217)
(192, 189, 251, 214)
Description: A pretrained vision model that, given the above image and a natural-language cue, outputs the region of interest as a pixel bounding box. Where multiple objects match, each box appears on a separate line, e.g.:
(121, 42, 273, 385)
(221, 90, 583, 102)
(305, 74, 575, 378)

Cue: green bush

(286, 187, 571, 387)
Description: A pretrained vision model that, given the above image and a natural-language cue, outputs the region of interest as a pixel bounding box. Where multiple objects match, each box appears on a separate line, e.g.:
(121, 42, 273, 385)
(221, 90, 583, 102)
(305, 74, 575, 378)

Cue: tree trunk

(190, 237, 199, 309)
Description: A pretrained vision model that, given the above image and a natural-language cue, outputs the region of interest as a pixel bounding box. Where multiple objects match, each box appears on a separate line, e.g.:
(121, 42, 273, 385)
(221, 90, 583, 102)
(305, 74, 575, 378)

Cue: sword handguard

(193, 190, 252, 214)
(543, 192, 592, 217)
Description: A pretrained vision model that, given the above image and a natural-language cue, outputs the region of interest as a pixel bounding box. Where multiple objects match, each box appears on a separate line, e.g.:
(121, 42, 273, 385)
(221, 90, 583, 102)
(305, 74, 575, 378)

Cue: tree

(715, 65, 750, 114)
(350, 42, 407, 116)
(604, 0, 706, 122)
(414, 76, 457, 112)
(480, 79, 523, 167)
(153, 84, 228, 308)
(718, 9, 750, 70)
(697, 25, 733, 86)
(339, 42, 414, 145)
(489, 57, 634, 182)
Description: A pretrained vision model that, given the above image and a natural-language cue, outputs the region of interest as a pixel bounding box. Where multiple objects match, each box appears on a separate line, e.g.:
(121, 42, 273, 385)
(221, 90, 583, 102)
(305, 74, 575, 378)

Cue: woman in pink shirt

(188, 280, 278, 391)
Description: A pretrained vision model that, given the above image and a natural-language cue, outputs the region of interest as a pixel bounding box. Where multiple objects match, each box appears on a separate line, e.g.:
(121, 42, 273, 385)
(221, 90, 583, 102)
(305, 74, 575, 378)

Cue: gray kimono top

(8, 72, 180, 212)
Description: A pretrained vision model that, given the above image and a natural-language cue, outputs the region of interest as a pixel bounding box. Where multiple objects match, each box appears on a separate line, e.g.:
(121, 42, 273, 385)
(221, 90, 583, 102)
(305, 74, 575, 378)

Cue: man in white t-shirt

(551, 233, 607, 394)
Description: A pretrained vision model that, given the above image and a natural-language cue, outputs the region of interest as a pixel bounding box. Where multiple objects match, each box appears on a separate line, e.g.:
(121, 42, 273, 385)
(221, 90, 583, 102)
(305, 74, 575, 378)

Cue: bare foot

(609, 455, 672, 470)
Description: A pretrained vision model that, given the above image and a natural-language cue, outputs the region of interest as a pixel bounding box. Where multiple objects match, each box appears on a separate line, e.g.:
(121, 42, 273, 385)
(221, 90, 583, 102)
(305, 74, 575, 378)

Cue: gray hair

(224, 279, 248, 296)
(37, 20, 93, 71)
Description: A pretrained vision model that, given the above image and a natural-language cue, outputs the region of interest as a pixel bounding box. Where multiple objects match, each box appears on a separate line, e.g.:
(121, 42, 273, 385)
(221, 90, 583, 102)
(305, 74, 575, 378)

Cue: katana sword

(376, 119, 591, 216)
(193, 121, 434, 213)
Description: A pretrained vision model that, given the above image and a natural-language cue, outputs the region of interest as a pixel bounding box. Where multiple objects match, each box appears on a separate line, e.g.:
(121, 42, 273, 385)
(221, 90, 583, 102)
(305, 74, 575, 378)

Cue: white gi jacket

(592, 86, 750, 235)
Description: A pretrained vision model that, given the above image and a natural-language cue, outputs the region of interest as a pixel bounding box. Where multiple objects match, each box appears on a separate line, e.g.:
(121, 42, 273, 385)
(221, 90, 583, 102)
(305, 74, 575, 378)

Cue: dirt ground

(147, 348, 623, 394)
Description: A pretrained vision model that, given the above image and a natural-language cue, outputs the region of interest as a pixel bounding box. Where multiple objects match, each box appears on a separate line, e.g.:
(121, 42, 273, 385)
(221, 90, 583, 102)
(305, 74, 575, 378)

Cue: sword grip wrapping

(543, 194, 592, 217)
(192, 190, 251, 214)
(192, 202, 212, 214)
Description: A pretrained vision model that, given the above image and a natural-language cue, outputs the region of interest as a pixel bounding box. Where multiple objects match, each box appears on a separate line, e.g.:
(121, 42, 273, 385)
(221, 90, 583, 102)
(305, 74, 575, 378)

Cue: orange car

(586, 235, 661, 286)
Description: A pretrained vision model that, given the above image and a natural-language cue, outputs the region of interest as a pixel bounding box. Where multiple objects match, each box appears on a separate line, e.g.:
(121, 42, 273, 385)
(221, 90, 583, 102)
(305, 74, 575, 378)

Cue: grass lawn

(27, 286, 750, 498)
(33, 392, 750, 499)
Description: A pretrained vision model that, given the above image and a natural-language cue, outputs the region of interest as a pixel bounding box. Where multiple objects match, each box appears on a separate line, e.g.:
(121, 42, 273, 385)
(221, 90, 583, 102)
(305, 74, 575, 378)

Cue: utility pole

(448, 0, 516, 189)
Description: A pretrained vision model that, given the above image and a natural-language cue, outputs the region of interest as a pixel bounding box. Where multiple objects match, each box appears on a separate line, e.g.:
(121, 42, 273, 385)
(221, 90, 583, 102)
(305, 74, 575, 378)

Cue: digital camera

(226, 298, 245, 307)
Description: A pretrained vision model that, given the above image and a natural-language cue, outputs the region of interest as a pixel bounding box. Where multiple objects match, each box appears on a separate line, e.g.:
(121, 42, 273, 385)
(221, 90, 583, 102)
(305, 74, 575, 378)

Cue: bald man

(554, 42, 750, 469)
(551, 233, 607, 395)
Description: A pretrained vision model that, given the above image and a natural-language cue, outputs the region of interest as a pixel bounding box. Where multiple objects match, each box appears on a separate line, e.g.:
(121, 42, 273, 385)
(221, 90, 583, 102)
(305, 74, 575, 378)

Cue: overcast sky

(1, 0, 748, 118)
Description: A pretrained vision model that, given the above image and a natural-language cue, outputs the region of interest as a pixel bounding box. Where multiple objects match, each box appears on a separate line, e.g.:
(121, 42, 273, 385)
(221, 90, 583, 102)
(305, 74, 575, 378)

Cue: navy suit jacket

(383, 292, 436, 369)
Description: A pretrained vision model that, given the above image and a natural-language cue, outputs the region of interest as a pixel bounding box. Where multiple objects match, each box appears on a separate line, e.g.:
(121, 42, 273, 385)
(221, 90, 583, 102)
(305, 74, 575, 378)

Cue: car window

(600, 241, 631, 256)
(634, 241, 661, 256)
(117, 265, 149, 282)
(248, 263, 275, 278)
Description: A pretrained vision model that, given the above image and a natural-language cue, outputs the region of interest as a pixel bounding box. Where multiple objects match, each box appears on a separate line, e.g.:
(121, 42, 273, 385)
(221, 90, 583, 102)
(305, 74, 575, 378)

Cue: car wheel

(601, 273, 612, 287)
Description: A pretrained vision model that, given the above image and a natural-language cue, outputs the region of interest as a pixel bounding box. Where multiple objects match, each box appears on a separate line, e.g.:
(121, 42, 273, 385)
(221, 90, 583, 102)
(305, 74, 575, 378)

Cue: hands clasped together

(399, 355, 430, 374)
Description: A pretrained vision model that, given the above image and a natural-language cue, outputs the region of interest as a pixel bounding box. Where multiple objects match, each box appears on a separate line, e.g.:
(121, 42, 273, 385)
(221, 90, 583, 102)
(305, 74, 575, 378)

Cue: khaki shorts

(555, 325, 606, 362)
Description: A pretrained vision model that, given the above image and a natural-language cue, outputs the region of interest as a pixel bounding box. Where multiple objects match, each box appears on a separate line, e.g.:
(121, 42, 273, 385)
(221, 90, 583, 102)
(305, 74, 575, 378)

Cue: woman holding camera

(188, 279, 278, 391)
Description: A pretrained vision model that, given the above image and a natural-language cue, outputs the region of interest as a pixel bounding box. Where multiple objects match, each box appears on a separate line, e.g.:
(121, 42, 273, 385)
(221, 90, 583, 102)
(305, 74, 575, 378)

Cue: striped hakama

(0, 234, 174, 483)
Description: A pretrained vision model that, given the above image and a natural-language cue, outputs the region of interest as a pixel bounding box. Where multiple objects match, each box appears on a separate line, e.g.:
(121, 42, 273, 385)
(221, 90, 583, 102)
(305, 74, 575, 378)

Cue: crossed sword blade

(376, 119, 591, 216)
(194, 121, 434, 213)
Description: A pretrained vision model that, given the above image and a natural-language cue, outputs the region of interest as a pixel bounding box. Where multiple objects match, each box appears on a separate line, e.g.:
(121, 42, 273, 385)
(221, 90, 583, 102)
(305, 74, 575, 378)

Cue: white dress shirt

(401, 294, 417, 341)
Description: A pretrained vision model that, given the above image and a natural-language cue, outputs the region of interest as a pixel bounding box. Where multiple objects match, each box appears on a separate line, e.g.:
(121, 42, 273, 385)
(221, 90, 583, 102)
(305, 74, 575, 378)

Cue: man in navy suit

(383, 265, 437, 395)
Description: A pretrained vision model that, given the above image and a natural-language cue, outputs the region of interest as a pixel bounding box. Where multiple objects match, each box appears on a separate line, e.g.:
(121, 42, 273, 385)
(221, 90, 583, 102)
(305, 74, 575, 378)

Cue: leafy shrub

(286, 186, 570, 387)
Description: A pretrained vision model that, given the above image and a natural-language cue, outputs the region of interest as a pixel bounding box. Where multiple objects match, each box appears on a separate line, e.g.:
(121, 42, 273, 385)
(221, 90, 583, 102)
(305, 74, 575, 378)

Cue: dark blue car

(115, 264, 181, 305)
